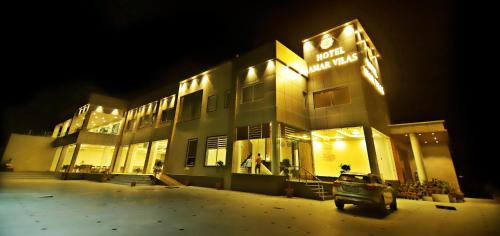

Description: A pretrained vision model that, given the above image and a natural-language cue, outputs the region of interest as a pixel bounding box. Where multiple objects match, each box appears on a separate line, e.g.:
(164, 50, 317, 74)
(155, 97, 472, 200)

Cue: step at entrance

(108, 174, 154, 186)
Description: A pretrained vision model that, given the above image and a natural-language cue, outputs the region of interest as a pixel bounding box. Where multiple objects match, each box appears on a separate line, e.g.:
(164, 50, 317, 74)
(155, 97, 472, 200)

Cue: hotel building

(2, 20, 460, 198)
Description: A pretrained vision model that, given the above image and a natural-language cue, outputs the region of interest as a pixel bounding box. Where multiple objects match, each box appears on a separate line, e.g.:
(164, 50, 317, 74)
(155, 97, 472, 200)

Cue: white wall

(2, 134, 55, 172)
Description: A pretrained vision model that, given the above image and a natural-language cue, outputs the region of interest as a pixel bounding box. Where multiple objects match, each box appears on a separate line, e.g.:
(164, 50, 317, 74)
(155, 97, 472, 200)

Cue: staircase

(304, 181, 334, 200)
(108, 174, 154, 186)
(293, 166, 333, 200)
(0, 171, 57, 180)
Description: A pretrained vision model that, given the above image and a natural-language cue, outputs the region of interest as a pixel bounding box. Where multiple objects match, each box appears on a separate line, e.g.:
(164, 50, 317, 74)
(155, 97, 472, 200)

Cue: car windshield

(338, 174, 371, 183)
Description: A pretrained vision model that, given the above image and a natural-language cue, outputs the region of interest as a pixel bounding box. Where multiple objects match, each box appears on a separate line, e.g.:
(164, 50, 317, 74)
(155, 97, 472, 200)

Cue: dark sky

(2, 1, 492, 195)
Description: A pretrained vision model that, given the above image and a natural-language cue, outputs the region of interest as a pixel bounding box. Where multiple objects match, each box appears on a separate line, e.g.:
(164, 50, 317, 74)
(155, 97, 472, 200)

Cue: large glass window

(311, 127, 370, 177)
(87, 108, 124, 135)
(125, 142, 149, 174)
(232, 123, 272, 175)
(146, 140, 168, 174)
(137, 101, 157, 129)
(114, 146, 129, 173)
(205, 136, 227, 166)
(73, 144, 115, 173)
(372, 128, 398, 180)
(58, 144, 76, 172)
(50, 147, 63, 171)
(179, 90, 203, 122)
(313, 86, 350, 108)
(185, 139, 198, 167)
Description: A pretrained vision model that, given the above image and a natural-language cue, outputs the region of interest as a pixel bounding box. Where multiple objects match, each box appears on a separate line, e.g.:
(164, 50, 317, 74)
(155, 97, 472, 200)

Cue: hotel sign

(307, 35, 358, 74)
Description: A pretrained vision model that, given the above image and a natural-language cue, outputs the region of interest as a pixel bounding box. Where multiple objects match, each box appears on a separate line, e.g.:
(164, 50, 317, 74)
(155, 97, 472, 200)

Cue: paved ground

(1, 178, 499, 236)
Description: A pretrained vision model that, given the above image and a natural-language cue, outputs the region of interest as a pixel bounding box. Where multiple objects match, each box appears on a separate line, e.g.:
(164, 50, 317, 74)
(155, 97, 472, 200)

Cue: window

(224, 90, 231, 109)
(207, 95, 217, 112)
(241, 83, 264, 103)
(236, 123, 270, 140)
(160, 108, 175, 125)
(126, 119, 135, 131)
(179, 90, 203, 122)
(205, 136, 227, 166)
(185, 139, 198, 167)
(313, 86, 350, 108)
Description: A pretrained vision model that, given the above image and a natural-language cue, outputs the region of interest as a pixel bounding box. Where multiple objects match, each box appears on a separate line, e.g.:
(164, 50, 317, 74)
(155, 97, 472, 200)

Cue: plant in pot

(153, 159, 164, 177)
(340, 163, 351, 174)
(215, 160, 224, 190)
(281, 159, 294, 197)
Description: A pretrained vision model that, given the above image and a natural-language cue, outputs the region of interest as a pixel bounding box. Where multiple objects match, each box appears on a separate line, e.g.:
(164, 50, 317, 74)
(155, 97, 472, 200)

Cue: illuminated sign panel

(303, 22, 385, 95)
(306, 33, 359, 74)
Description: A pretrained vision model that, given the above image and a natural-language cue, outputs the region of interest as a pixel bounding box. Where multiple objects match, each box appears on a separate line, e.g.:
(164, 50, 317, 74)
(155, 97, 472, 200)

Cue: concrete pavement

(1, 178, 499, 236)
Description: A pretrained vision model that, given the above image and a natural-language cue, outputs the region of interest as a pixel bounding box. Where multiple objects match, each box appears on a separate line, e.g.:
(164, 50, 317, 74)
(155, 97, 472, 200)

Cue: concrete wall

(230, 173, 286, 195)
(167, 62, 233, 177)
(422, 144, 460, 190)
(2, 134, 56, 172)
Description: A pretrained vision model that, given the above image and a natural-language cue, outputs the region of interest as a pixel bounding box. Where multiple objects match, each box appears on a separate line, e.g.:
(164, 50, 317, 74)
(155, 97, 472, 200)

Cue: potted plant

(340, 163, 351, 174)
(153, 159, 164, 177)
(281, 159, 294, 197)
(215, 160, 224, 190)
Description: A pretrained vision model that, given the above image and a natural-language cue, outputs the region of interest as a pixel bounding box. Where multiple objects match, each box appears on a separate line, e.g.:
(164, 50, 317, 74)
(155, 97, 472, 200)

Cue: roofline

(301, 19, 381, 59)
(388, 120, 446, 127)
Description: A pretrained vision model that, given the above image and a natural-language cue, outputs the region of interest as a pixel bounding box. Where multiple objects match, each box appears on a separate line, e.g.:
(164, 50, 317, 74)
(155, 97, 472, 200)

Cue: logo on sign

(320, 35, 334, 49)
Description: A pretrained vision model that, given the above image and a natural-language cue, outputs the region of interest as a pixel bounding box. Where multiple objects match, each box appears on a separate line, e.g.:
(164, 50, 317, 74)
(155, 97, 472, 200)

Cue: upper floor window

(313, 86, 350, 109)
(207, 95, 217, 112)
(179, 90, 203, 122)
(241, 83, 264, 104)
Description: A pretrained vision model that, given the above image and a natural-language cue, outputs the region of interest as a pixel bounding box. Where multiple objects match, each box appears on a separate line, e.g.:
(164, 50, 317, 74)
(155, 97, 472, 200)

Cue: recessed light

(424, 141, 428, 144)
(418, 133, 422, 136)
(436, 141, 439, 144)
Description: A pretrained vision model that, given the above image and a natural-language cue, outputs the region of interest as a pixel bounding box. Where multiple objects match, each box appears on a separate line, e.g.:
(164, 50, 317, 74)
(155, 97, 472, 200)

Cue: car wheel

(390, 197, 398, 210)
(335, 200, 344, 210)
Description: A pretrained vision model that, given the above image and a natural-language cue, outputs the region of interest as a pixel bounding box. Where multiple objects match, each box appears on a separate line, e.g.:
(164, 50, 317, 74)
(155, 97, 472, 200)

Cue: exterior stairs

(0, 171, 57, 180)
(108, 174, 154, 186)
(305, 181, 334, 200)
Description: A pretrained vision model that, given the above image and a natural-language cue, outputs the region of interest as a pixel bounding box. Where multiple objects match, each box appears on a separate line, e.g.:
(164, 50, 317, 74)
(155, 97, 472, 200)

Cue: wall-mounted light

(95, 106, 103, 113)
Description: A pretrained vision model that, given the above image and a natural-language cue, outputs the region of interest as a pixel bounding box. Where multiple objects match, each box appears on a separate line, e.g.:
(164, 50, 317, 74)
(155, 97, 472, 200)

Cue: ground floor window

(146, 140, 168, 174)
(232, 138, 272, 174)
(205, 136, 227, 166)
(185, 139, 198, 167)
(311, 127, 370, 177)
(72, 144, 115, 173)
(125, 142, 149, 173)
(114, 146, 129, 173)
(50, 147, 63, 172)
(372, 128, 398, 180)
(58, 144, 76, 172)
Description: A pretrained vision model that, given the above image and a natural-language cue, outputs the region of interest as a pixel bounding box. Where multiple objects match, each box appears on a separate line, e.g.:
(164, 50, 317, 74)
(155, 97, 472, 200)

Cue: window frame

(313, 86, 350, 109)
(204, 135, 228, 167)
(185, 138, 198, 167)
(241, 82, 265, 104)
(207, 94, 217, 113)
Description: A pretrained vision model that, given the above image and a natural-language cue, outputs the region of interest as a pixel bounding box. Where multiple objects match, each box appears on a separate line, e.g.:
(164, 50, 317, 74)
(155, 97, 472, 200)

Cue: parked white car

(332, 173, 397, 212)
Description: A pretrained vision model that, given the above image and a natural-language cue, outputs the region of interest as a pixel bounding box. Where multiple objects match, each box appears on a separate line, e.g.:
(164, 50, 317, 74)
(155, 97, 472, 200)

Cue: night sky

(2, 1, 493, 196)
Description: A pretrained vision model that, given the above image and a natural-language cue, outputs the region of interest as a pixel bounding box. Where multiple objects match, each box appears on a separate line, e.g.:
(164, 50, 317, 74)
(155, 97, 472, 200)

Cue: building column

(409, 133, 427, 183)
(142, 142, 153, 174)
(363, 126, 381, 176)
(67, 143, 82, 173)
(109, 144, 121, 173)
(271, 121, 280, 175)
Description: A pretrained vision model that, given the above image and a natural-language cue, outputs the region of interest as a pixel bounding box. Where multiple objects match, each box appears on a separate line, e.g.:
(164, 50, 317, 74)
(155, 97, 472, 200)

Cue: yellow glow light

(95, 106, 103, 113)
(304, 41, 314, 50)
(266, 60, 275, 71)
(334, 140, 346, 149)
(344, 25, 354, 35)
(111, 109, 119, 115)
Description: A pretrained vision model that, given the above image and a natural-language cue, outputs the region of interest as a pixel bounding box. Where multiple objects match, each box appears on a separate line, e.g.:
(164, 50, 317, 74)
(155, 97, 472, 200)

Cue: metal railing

(291, 165, 323, 184)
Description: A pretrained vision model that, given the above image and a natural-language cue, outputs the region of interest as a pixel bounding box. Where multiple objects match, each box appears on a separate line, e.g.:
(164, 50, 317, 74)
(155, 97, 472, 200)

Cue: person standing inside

(245, 156, 252, 174)
(255, 153, 262, 174)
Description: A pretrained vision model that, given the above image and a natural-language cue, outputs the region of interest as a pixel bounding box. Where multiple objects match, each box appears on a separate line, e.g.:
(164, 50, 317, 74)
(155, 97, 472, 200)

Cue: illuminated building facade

(2, 19, 460, 196)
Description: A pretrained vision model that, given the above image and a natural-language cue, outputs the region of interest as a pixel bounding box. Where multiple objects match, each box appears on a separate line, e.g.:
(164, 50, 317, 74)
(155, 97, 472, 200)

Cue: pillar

(409, 133, 427, 183)
(143, 141, 154, 174)
(363, 126, 381, 176)
(271, 121, 280, 175)
(67, 143, 82, 173)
